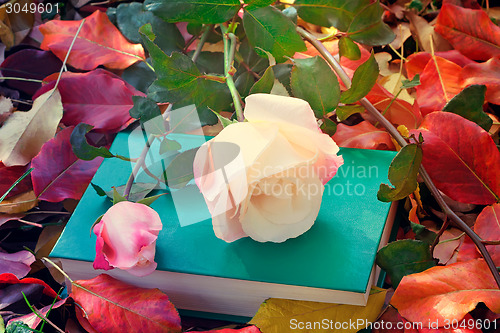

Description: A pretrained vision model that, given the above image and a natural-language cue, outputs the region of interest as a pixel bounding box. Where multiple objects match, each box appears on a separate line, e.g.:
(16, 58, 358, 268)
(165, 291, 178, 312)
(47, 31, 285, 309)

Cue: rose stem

(123, 104, 172, 199)
(192, 24, 211, 63)
(220, 24, 245, 122)
(297, 26, 500, 288)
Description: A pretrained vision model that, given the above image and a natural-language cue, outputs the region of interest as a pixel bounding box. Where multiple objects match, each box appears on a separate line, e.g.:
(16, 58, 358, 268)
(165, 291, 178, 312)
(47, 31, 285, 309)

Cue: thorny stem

(297, 26, 500, 288)
(192, 25, 211, 63)
(220, 24, 244, 122)
(123, 104, 173, 199)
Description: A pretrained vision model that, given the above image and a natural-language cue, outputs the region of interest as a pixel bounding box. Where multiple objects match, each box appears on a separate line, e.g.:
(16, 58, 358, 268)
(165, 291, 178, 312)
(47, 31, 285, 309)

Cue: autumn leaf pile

(0, 0, 499, 332)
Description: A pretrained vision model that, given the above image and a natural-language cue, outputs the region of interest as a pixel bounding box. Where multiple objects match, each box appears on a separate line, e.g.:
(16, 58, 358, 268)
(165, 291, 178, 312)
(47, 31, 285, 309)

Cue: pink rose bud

(93, 201, 162, 277)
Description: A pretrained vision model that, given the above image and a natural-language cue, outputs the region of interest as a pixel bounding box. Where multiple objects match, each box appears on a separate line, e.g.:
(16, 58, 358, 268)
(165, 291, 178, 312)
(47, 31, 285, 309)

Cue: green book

(50, 129, 397, 318)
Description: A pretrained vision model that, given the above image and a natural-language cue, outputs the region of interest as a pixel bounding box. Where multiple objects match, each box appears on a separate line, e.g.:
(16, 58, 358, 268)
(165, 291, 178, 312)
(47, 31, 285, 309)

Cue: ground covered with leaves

(0, 0, 499, 332)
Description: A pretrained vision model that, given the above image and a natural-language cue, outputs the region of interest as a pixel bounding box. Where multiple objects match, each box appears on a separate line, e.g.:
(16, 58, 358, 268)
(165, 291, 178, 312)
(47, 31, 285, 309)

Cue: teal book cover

(50, 129, 397, 317)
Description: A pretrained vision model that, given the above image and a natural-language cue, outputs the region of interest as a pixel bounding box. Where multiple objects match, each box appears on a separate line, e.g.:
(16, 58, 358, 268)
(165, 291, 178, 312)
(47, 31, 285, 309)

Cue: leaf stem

(0, 76, 45, 83)
(0, 167, 34, 204)
(221, 24, 244, 122)
(52, 19, 85, 95)
(297, 26, 500, 289)
(192, 25, 211, 63)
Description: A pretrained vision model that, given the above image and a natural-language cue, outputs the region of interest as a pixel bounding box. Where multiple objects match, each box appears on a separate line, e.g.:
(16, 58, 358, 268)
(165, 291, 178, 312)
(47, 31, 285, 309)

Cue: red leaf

(0, 272, 59, 299)
(71, 274, 182, 333)
(333, 121, 395, 150)
(435, 4, 500, 61)
(460, 56, 500, 105)
(406, 50, 474, 79)
(0, 49, 62, 96)
(391, 259, 500, 326)
(416, 56, 463, 116)
(470, 204, 500, 266)
(8, 298, 67, 329)
(31, 127, 103, 202)
(34, 69, 144, 132)
(365, 83, 422, 129)
(39, 10, 145, 70)
(456, 235, 481, 263)
(0, 163, 32, 199)
(410, 112, 500, 204)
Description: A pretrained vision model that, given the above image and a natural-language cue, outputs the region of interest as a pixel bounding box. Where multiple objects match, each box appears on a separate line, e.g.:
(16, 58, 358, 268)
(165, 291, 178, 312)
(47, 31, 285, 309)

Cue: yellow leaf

(249, 288, 387, 333)
(0, 190, 38, 214)
(379, 73, 414, 104)
(0, 88, 63, 166)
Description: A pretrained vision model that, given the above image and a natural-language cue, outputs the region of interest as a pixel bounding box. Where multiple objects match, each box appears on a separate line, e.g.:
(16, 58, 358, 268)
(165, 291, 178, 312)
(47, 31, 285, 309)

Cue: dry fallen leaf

(250, 288, 387, 333)
(0, 191, 38, 214)
(0, 88, 63, 166)
(406, 11, 452, 53)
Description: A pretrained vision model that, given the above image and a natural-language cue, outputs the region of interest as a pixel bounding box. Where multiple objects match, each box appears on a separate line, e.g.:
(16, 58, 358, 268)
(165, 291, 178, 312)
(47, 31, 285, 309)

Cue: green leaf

(338, 36, 361, 60)
(377, 144, 422, 202)
(139, 24, 232, 113)
(70, 123, 115, 161)
(192, 51, 225, 75)
(160, 138, 182, 154)
(129, 96, 164, 135)
(411, 222, 438, 245)
(122, 61, 157, 94)
(243, 6, 306, 63)
(291, 56, 340, 118)
(116, 2, 184, 54)
(5, 321, 38, 333)
(237, 39, 269, 74)
(144, 0, 241, 24)
(91, 183, 107, 197)
(244, 0, 275, 9)
(340, 53, 379, 104)
(336, 104, 364, 121)
(376, 239, 436, 288)
(164, 148, 199, 189)
(235, 71, 256, 97)
(112, 187, 127, 205)
(401, 74, 420, 89)
(249, 66, 275, 95)
(295, 0, 395, 46)
(347, 1, 395, 45)
(272, 64, 293, 94)
(213, 111, 238, 128)
(443, 85, 492, 131)
(106, 183, 157, 203)
(137, 193, 167, 206)
(320, 118, 337, 136)
(294, 0, 368, 31)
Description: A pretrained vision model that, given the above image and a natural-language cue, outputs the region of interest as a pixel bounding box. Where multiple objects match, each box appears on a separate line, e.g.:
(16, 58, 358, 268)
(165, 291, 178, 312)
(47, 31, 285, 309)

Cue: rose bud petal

(93, 201, 162, 276)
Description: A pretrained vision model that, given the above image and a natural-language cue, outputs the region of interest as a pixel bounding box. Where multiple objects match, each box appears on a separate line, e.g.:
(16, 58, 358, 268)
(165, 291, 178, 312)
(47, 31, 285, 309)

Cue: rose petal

(244, 94, 319, 132)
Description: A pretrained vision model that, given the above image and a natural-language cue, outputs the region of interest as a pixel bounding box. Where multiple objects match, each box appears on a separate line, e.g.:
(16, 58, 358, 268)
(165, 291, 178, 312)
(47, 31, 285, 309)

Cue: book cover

(50, 129, 397, 317)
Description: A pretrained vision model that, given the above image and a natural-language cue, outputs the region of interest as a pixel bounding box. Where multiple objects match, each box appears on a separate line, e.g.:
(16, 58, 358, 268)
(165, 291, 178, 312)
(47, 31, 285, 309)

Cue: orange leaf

(71, 274, 182, 333)
(365, 83, 422, 129)
(391, 259, 500, 326)
(416, 56, 463, 116)
(333, 121, 395, 150)
(39, 10, 145, 70)
(460, 56, 500, 105)
(405, 51, 473, 80)
(435, 4, 500, 61)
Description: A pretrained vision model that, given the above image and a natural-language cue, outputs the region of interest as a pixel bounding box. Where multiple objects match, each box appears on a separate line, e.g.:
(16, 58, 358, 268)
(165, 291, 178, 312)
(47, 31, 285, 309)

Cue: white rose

(193, 94, 343, 242)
